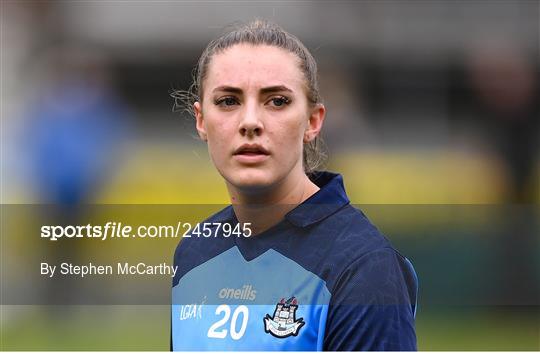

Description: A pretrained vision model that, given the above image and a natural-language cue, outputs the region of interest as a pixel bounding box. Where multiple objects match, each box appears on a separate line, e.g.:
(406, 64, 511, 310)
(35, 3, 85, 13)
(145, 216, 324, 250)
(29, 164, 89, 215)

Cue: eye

(215, 96, 239, 107)
(268, 96, 290, 108)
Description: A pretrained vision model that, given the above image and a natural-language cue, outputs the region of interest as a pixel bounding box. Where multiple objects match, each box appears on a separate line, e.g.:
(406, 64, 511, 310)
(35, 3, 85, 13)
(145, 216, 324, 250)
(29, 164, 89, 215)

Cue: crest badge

(263, 296, 305, 338)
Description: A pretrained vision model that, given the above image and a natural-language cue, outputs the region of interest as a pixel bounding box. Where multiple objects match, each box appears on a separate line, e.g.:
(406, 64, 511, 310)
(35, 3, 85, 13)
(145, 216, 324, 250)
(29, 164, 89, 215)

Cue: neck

(226, 170, 320, 236)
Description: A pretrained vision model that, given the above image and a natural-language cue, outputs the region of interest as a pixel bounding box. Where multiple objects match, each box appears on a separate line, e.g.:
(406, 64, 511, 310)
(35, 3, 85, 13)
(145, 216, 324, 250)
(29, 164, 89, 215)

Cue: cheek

(203, 107, 234, 141)
(202, 114, 232, 160)
(206, 126, 231, 157)
(272, 114, 307, 151)
(288, 110, 308, 138)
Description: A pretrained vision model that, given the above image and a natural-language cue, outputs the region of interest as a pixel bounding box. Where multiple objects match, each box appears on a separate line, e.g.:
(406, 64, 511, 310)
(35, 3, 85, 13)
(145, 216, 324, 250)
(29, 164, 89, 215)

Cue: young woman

(171, 19, 418, 351)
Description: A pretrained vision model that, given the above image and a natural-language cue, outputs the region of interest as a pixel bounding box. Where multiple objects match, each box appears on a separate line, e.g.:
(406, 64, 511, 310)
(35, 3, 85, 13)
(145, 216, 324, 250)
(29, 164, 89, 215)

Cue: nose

(238, 102, 263, 137)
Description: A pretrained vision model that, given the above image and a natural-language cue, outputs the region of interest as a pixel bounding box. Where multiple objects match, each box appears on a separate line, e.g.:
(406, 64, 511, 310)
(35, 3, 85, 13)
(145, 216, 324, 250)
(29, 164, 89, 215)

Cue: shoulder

(290, 203, 412, 292)
(331, 205, 415, 288)
(331, 246, 417, 304)
(174, 205, 234, 251)
(316, 204, 393, 263)
(322, 206, 418, 307)
(320, 207, 418, 350)
(172, 205, 235, 286)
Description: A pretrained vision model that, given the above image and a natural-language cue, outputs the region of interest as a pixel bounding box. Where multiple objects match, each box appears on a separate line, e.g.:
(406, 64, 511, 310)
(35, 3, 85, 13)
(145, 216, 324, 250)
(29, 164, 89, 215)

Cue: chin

(225, 168, 276, 191)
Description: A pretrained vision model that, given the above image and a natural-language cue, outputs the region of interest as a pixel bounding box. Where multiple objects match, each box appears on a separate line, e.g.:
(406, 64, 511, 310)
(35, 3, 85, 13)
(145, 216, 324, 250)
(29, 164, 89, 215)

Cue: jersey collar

(284, 170, 350, 227)
(213, 171, 350, 228)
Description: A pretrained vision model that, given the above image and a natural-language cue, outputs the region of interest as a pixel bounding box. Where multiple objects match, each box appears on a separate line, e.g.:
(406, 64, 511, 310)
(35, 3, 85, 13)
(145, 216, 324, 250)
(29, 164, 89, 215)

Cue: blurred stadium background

(1, 0, 539, 350)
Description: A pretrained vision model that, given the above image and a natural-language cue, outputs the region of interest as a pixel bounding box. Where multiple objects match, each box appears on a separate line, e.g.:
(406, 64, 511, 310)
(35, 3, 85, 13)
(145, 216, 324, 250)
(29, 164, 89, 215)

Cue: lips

(233, 144, 270, 164)
(233, 144, 270, 156)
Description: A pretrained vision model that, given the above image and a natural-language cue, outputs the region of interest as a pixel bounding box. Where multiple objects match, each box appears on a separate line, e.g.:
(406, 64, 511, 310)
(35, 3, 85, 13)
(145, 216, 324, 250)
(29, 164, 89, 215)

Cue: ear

(304, 103, 326, 143)
(194, 101, 207, 141)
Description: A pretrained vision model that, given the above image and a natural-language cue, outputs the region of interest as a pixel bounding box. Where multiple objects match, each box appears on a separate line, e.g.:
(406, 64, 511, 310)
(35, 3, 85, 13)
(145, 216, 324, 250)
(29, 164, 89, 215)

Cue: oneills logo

(264, 296, 305, 338)
(218, 285, 257, 300)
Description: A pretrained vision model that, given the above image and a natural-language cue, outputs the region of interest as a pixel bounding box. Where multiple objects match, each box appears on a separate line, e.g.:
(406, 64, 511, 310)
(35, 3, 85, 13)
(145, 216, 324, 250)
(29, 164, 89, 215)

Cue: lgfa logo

(218, 285, 257, 300)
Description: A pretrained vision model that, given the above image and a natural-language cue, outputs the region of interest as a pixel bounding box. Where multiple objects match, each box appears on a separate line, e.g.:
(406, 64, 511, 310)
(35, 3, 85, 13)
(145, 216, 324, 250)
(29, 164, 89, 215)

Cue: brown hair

(172, 19, 327, 173)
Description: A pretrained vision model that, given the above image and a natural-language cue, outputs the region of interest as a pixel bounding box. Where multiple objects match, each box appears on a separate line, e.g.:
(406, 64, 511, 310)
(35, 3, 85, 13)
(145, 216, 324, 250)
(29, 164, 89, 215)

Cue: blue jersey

(171, 171, 418, 351)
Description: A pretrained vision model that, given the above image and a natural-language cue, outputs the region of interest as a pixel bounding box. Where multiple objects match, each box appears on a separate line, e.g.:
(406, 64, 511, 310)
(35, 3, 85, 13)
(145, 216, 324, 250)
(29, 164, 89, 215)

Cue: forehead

(205, 44, 305, 92)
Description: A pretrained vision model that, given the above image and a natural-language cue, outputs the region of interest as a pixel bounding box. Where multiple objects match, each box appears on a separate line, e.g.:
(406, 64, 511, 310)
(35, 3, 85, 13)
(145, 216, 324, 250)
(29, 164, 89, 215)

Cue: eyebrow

(212, 85, 293, 95)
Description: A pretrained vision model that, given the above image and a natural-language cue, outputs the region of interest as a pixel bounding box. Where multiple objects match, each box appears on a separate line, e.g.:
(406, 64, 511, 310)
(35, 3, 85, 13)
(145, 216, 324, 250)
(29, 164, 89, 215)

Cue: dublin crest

(264, 296, 305, 338)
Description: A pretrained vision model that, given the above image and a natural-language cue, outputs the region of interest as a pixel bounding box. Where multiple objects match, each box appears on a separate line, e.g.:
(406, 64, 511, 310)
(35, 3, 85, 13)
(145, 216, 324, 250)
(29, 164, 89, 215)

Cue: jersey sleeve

(323, 247, 418, 351)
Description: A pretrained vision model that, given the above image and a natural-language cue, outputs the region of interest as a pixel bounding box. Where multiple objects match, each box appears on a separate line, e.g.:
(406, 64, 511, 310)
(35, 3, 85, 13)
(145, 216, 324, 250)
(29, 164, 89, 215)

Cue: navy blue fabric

(172, 171, 418, 351)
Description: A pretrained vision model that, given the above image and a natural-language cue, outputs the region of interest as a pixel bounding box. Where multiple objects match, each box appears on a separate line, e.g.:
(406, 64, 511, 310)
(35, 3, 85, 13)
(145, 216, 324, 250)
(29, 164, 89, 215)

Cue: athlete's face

(194, 44, 325, 193)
